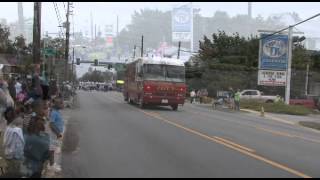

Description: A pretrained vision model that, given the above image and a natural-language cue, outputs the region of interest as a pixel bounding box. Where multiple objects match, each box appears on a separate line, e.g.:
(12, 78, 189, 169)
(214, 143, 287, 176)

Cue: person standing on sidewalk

(48, 98, 64, 172)
(234, 89, 241, 111)
(2, 107, 25, 178)
(228, 87, 235, 110)
(190, 90, 196, 104)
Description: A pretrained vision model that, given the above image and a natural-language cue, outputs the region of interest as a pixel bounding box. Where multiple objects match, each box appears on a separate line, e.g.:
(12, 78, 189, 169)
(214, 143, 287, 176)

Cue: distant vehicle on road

(123, 57, 186, 111)
(240, 89, 277, 103)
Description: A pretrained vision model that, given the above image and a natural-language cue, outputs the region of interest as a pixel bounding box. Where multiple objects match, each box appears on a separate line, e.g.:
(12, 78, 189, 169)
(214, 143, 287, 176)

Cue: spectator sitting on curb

(0, 80, 15, 136)
(2, 107, 25, 178)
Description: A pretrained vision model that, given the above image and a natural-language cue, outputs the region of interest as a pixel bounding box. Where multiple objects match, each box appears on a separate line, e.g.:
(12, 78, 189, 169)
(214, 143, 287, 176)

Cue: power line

(62, 2, 67, 15)
(52, 2, 65, 37)
(259, 13, 320, 40)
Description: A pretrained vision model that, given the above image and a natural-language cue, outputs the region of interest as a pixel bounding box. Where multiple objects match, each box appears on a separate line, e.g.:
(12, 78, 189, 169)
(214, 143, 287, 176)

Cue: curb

(240, 109, 295, 125)
(241, 109, 320, 134)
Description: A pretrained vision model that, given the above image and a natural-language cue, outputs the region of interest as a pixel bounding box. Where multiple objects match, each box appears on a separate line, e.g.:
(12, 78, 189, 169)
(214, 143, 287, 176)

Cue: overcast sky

(0, 2, 320, 36)
(1, 2, 320, 78)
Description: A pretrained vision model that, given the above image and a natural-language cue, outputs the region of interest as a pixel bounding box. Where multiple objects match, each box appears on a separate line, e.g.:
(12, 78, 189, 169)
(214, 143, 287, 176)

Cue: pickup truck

(240, 89, 277, 103)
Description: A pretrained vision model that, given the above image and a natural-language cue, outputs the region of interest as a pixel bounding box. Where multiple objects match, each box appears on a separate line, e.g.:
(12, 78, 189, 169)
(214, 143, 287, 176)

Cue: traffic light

(94, 59, 98, 66)
(76, 58, 81, 65)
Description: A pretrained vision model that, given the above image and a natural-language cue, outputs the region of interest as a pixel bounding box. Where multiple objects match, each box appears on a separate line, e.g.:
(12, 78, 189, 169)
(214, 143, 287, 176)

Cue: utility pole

(141, 35, 144, 57)
(18, 2, 24, 37)
(177, 41, 181, 59)
(305, 62, 310, 96)
(90, 12, 93, 41)
(285, 26, 293, 105)
(33, 2, 41, 74)
(64, 2, 70, 82)
(190, 2, 193, 53)
(133, 45, 136, 59)
(117, 15, 120, 61)
(248, 2, 252, 19)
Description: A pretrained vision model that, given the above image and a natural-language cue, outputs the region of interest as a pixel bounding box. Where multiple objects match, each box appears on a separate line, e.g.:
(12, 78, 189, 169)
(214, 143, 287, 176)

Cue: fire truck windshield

(143, 64, 185, 83)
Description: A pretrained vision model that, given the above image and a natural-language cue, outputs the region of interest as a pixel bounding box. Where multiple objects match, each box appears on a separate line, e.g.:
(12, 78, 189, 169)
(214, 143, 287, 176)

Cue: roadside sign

(116, 80, 124, 84)
(259, 33, 289, 70)
(106, 36, 113, 47)
(172, 4, 191, 42)
(258, 70, 287, 86)
(42, 48, 56, 57)
(172, 32, 191, 42)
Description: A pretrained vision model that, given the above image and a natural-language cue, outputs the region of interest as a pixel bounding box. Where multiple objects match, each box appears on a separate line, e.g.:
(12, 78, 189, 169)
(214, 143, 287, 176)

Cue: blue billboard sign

(172, 5, 191, 32)
(259, 33, 289, 70)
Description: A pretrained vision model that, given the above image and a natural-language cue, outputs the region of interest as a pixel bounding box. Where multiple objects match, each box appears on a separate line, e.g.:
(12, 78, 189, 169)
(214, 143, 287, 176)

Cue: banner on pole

(259, 33, 289, 70)
(172, 4, 191, 42)
(258, 70, 287, 86)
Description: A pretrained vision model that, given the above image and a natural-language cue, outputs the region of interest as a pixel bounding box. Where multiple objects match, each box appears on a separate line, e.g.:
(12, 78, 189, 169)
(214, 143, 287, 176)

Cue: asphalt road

(61, 91, 320, 178)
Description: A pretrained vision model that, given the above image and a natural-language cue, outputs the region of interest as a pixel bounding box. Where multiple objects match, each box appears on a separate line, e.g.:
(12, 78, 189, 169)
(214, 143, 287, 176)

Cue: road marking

(106, 93, 320, 146)
(241, 109, 295, 125)
(213, 136, 255, 153)
(256, 127, 295, 138)
(257, 127, 320, 144)
(139, 109, 311, 178)
(99, 92, 314, 177)
(186, 107, 320, 145)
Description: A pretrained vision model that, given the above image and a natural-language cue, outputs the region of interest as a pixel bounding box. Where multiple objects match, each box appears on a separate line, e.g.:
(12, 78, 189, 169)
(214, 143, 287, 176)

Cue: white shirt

(15, 82, 22, 95)
(190, 91, 196, 97)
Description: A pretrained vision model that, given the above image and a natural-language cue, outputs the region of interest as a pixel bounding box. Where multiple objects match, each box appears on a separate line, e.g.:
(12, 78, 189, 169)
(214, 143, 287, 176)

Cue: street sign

(258, 70, 287, 86)
(105, 25, 113, 36)
(172, 32, 191, 42)
(259, 33, 289, 70)
(42, 48, 56, 57)
(172, 4, 191, 42)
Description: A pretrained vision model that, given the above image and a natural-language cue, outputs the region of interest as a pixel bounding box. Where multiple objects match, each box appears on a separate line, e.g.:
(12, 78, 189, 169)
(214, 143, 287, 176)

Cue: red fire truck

(123, 57, 186, 110)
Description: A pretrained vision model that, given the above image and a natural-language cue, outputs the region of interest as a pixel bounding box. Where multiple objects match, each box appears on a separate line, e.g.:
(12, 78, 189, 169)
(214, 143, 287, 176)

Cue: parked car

(240, 89, 277, 103)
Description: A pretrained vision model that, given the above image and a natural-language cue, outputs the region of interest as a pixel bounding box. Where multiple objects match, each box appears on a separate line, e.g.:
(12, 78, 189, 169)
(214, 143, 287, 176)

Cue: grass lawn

(299, 121, 320, 131)
(240, 100, 313, 116)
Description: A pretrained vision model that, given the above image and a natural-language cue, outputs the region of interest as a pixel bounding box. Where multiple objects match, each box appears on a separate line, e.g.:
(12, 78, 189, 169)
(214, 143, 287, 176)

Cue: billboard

(106, 36, 113, 47)
(258, 70, 287, 86)
(259, 33, 289, 70)
(172, 4, 192, 42)
(105, 25, 113, 36)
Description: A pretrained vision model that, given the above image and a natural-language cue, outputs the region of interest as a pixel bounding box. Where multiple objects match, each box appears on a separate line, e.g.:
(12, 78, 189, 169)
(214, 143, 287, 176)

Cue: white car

(240, 89, 277, 103)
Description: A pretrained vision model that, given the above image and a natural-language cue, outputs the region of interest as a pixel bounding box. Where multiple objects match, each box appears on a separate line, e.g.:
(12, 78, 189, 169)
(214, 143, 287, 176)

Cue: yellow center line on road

(138, 109, 311, 178)
(187, 107, 320, 145)
(213, 136, 255, 153)
(99, 92, 313, 177)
